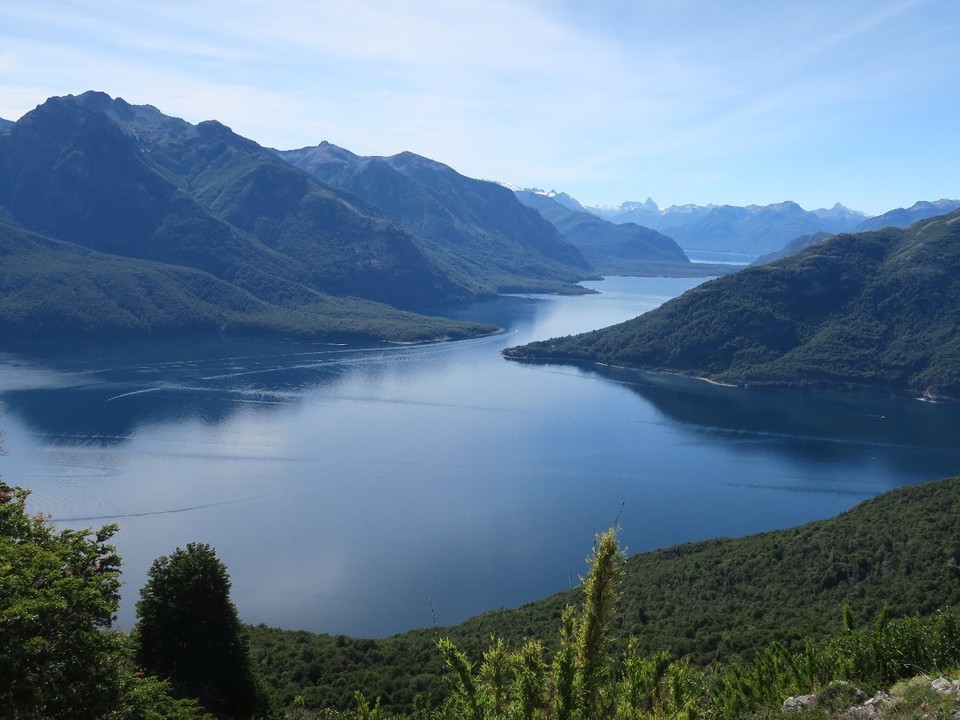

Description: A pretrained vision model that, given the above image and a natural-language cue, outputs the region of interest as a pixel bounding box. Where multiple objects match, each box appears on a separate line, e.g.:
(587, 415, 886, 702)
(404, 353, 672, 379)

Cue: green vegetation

(4, 472, 960, 719)
(248, 476, 960, 715)
(0, 219, 498, 343)
(504, 210, 960, 399)
(431, 535, 960, 720)
(0, 481, 209, 719)
(135, 543, 266, 719)
(1, 482, 124, 717)
(249, 527, 960, 720)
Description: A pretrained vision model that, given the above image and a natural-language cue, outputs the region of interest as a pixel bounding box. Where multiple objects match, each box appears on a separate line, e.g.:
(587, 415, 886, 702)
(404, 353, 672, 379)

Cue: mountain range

(513, 190, 712, 276)
(855, 199, 960, 232)
(589, 199, 868, 256)
(504, 209, 960, 400)
(0, 92, 598, 341)
(278, 142, 597, 295)
(3, 91, 957, 350)
(581, 196, 960, 259)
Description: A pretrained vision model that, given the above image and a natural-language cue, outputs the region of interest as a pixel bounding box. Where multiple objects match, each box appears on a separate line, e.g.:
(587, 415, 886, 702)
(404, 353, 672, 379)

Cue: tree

(0, 480, 125, 718)
(134, 542, 265, 719)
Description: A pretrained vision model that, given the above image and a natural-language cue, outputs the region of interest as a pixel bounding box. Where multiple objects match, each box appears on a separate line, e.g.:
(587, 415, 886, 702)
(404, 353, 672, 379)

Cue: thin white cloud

(1, 0, 957, 211)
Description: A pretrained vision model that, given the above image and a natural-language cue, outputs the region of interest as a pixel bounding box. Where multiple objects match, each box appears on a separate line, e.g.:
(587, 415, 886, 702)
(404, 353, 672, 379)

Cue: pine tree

(134, 542, 264, 719)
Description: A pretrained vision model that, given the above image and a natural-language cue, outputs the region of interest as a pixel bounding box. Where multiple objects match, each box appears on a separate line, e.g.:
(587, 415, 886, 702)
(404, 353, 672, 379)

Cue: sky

(1, 0, 958, 216)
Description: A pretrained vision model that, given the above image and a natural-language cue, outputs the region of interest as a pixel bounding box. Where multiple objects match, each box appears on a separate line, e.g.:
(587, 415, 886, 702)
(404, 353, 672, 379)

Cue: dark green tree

(0, 480, 206, 719)
(0, 481, 124, 718)
(134, 542, 265, 719)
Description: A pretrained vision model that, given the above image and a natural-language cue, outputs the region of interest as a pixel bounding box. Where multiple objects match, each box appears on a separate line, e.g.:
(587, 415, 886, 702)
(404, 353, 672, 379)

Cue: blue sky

(1, 0, 957, 215)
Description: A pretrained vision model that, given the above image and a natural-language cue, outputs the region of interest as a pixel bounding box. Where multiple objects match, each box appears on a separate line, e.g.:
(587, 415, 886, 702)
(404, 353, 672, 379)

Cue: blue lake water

(2, 275, 960, 637)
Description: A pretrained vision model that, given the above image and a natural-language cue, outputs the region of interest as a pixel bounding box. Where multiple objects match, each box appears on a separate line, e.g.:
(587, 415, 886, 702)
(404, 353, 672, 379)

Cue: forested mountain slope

(752, 231, 832, 265)
(504, 210, 960, 399)
(0, 91, 592, 341)
(280, 142, 596, 295)
(0, 218, 492, 341)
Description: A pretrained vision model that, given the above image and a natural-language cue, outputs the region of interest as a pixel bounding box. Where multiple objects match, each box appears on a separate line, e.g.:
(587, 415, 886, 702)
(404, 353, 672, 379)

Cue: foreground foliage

(0, 483, 123, 717)
(5, 458, 959, 719)
(250, 476, 960, 714)
(0, 481, 209, 719)
(135, 543, 266, 719)
(265, 526, 960, 720)
(430, 529, 960, 720)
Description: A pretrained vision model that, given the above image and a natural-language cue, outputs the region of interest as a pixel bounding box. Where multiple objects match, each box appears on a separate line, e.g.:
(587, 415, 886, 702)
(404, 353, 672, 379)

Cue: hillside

(752, 231, 832, 265)
(0, 219, 493, 342)
(0, 92, 588, 342)
(279, 143, 596, 295)
(856, 199, 960, 232)
(514, 190, 700, 275)
(248, 475, 960, 712)
(503, 210, 960, 399)
(0, 93, 471, 308)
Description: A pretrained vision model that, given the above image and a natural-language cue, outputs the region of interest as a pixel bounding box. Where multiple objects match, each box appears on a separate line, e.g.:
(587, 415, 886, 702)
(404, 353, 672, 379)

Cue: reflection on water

(2, 276, 959, 637)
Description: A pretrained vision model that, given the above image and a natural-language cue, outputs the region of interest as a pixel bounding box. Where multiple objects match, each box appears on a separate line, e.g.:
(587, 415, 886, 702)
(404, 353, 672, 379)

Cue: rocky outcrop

(782, 677, 960, 719)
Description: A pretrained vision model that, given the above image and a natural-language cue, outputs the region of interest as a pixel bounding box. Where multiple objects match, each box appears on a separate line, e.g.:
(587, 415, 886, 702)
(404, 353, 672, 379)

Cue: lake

(3, 275, 960, 638)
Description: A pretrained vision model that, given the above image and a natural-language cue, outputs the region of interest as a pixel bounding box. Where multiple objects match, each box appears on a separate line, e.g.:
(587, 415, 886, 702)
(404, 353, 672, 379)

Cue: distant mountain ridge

(856, 199, 960, 231)
(278, 142, 595, 296)
(514, 190, 694, 275)
(583, 195, 960, 258)
(589, 199, 867, 256)
(504, 209, 960, 400)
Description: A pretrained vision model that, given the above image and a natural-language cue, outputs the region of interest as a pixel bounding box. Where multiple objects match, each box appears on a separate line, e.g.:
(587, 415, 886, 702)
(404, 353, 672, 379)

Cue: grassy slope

(503, 211, 960, 399)
(248, 476, 960, 713)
